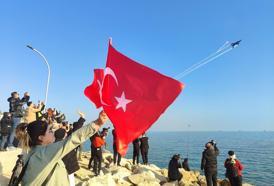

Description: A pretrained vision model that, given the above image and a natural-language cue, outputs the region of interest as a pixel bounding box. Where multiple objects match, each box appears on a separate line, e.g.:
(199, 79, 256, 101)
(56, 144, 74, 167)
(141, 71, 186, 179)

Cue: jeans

(0, 135, 8, 150)
(8, 117, 21, 147)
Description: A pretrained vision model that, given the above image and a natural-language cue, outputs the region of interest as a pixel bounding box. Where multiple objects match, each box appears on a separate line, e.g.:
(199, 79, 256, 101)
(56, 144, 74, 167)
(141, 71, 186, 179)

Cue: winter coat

(132, 138, 140, 152)
(62, 117, 86, 175)
(140, 137, 149, 152)
(0, 113, 13, 135)
(22, 122, 97, 186)
(62, 149, 79, 175)
(24, 104, 43, 124)
(168, 158, 182, 181)
(182, 161, 190, 171)
(201, 146, 219, 172)
(92, 136, 105, 148)
(13, 96, 29, 118)
(224, 158, 244, 177)
(7, 97, 19, 113)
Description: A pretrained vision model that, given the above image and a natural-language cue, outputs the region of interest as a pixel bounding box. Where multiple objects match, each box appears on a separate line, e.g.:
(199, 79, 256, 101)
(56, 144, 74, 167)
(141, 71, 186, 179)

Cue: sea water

(84, 131, 274, 185)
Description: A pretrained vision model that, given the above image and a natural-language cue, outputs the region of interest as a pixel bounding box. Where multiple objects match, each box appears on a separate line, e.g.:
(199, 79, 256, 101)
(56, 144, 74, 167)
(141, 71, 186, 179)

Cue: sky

(0, 1, 273, 131)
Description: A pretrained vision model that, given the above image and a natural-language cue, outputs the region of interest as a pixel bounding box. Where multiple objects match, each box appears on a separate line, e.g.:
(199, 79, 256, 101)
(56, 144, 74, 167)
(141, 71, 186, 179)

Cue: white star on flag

(115, 92, 132, 112)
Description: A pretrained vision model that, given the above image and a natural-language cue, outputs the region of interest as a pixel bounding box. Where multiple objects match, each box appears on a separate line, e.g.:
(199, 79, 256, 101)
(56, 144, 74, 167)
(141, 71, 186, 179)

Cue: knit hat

(228, 150, 235, 156)
(54, 128, 66, 141)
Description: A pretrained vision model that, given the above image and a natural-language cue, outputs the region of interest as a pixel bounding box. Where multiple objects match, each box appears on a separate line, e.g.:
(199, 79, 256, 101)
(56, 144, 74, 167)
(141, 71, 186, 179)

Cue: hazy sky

(0, 1, 273, 131)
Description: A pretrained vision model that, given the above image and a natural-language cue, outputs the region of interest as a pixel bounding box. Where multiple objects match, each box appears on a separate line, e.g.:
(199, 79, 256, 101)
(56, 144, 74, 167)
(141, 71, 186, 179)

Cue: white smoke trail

(174, 42, 231, 80)
(216, 41, 230, 53)
(175, 47, 232, 80)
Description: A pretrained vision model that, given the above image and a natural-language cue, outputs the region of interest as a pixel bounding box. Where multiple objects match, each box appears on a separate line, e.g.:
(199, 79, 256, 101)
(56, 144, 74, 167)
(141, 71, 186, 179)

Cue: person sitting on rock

(140, 133, 149, 165)
(224, 150, 244, 186)
(182, 158, 190, 171)
(132, 137, 140, 165)
(168, 154, 183, 182)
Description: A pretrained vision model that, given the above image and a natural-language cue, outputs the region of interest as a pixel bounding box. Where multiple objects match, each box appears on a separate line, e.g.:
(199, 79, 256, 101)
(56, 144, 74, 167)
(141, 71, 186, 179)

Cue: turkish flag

(99, 43, 184, 155)
(84, 69, 104, 108)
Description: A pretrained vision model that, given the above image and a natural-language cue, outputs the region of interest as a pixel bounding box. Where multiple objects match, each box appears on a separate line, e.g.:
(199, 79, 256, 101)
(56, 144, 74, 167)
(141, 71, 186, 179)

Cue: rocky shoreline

(75, 151, 253, 186)
(0, 149, 253, 186)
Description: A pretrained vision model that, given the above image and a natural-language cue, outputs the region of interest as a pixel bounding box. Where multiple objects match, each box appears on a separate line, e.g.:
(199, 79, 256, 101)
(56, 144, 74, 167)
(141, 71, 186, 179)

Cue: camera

(210, 140, 217, 146)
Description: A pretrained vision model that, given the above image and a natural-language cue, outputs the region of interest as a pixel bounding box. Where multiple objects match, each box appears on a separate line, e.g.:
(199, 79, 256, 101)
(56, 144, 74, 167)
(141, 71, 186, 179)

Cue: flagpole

(27, 45, 50, 105)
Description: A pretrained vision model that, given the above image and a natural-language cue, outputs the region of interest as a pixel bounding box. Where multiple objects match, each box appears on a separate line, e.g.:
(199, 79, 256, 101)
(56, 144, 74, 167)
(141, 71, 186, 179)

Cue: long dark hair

(16, 120, 48, 152)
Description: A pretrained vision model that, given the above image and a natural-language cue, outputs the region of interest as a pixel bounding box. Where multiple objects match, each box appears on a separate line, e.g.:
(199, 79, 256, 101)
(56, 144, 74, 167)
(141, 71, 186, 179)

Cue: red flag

(84, 69, 104, 108)
(100, 43, 184, 155)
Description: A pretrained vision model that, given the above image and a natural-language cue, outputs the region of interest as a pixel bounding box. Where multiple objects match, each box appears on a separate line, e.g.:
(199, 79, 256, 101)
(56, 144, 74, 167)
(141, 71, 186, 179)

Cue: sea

(83, 131, 274, 186)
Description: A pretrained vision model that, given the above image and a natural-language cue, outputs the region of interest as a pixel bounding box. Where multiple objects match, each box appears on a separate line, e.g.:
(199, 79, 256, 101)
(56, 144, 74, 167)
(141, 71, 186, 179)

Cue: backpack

(8, 154, 25, 186)
(225, 160, 238, 178)
(9, 153, 57, 186)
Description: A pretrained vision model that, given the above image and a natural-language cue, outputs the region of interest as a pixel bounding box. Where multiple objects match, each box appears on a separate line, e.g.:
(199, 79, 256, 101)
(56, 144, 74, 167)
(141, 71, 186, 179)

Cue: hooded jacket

(201, 146, 220, 172)
(168, 157, 182, 181)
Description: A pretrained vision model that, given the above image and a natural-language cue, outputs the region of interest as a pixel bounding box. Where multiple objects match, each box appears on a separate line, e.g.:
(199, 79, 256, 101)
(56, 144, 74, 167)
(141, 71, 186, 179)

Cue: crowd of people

(167, 140, 244, 186)
(0, 91, 244, 186)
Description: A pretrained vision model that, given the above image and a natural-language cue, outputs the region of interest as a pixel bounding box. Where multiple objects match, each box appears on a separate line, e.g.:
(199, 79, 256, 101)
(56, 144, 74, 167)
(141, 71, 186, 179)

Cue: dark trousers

(229, 176, 242, 186)
(113, 144, 121, 165)
(205, 170, 217, 186)
(133, 149, 139, 164)
(0, 135, 8, 150)
(88, 147, 94, 169)
(93, 147, 102, 175)
(141, 149, 148, 165)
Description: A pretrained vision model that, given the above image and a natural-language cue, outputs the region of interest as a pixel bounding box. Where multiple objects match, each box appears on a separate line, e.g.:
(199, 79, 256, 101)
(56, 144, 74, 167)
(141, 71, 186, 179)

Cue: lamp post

(27, 45, 50, 105)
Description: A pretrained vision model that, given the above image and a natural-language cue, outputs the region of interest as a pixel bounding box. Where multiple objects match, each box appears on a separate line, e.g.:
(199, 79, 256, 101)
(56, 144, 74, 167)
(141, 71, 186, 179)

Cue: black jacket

(201, 146, 220, 172)
(9, 96, 29, 117)
(0, 113, 13, 135)
(62, 149, 79, 174)
(140, 137, 149, 151)
(62, 117, 86, 174)
(182, 160, 190, 171)
(7, 97, 19, 113)
(72, 117, 85, 132)
(132, 138, 140, 152)
(168, 158, 182, 181)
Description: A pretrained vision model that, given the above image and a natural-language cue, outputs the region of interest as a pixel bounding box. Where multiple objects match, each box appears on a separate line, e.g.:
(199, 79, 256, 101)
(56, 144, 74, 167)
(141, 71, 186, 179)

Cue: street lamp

(27, 45, 51, 105)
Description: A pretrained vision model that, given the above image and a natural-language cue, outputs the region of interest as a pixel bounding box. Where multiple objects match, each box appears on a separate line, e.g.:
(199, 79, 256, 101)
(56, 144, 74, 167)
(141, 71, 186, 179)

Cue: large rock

(137, 181, 160, 186)
(197, 175, 206, 185)
(160, 168, 169, 177)
(131, 165, 167, 183)
(112, 168, 132, 183)
(179, 169, 198, 183)
(82, 173, 116, 186)
(162, 181, 179, 186)
(128, 171, 158, 185)
(115, 179, 133, 186)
